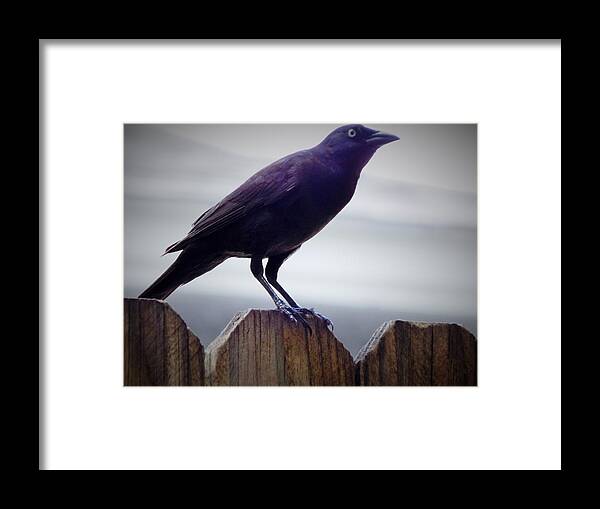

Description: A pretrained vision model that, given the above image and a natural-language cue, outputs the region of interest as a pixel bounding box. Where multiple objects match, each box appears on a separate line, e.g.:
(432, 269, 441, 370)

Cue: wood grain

(124, 298, 205, 386)
(355, 320, 477, 386)
(204, 309, 354, 386)
(124, 299, 476, 387)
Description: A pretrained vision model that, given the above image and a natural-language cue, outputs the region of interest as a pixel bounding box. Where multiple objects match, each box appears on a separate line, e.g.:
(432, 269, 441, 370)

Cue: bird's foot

(276, 304, 313, 334)
(292, 307, 334, 331)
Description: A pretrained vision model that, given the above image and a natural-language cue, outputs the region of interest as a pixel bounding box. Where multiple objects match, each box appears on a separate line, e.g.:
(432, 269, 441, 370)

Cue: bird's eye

(347, 128, 357, 138)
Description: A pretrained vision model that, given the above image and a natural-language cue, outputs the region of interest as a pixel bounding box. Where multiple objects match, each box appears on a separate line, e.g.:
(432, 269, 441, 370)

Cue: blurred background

(124, 124, 477, 356)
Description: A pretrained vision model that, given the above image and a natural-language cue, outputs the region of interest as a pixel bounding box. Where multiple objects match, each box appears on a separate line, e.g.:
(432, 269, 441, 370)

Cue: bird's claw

(293, 307, 334, 331)
(277, 305, 313, 334)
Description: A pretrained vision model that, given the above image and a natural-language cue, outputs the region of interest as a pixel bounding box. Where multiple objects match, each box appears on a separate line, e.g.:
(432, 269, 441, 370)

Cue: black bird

(139, 124, 399, 329)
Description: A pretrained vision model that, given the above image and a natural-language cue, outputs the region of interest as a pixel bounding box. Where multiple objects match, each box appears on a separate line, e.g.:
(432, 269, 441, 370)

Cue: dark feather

(164, 153, 304, 253)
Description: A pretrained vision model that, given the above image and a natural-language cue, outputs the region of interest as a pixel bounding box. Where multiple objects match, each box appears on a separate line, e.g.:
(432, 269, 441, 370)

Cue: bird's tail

(138, 250, 227, 300)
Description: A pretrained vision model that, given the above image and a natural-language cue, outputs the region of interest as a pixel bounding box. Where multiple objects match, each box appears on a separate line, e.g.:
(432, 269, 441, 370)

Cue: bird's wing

(164, 153, 306, 253)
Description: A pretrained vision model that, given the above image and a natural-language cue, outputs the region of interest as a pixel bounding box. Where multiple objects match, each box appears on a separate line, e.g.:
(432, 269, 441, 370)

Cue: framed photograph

(40, 39, 561, 470)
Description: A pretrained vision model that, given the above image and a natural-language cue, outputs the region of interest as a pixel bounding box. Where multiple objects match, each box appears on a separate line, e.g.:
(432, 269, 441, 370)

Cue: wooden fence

(124, 298, 477, 387)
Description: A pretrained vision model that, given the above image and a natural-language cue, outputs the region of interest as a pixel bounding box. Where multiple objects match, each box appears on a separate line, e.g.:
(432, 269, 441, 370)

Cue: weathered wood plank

(355, 320, 477, 386)
(432, 323, 450, 386)
(204, 309, 354, 386)
(124, 298, 205, 386)
(125, 298, 475, 387)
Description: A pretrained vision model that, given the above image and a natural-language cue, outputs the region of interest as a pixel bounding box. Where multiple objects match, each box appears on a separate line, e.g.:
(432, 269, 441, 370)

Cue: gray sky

(124, 124, 477, 355)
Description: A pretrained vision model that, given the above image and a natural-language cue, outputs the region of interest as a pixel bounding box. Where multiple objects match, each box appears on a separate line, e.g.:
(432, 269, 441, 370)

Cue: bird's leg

(250, 256, 312, 333)
(265, 254, 334, 331)
(265, 254, 300, 307)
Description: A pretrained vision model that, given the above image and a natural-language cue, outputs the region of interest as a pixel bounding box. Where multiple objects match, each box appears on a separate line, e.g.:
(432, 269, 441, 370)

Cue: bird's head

(317, 124, 399, 170)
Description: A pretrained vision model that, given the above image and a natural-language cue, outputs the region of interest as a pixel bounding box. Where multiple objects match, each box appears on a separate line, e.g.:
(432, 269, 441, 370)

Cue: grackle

(139, 124, 399, 331)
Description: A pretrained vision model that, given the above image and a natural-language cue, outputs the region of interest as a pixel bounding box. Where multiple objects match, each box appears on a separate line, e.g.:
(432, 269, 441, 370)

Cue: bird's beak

(366, 130, 400, 147)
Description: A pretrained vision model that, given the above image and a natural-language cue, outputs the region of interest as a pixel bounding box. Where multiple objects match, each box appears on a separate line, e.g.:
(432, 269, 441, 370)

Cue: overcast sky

(124, 123, 477, 355)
